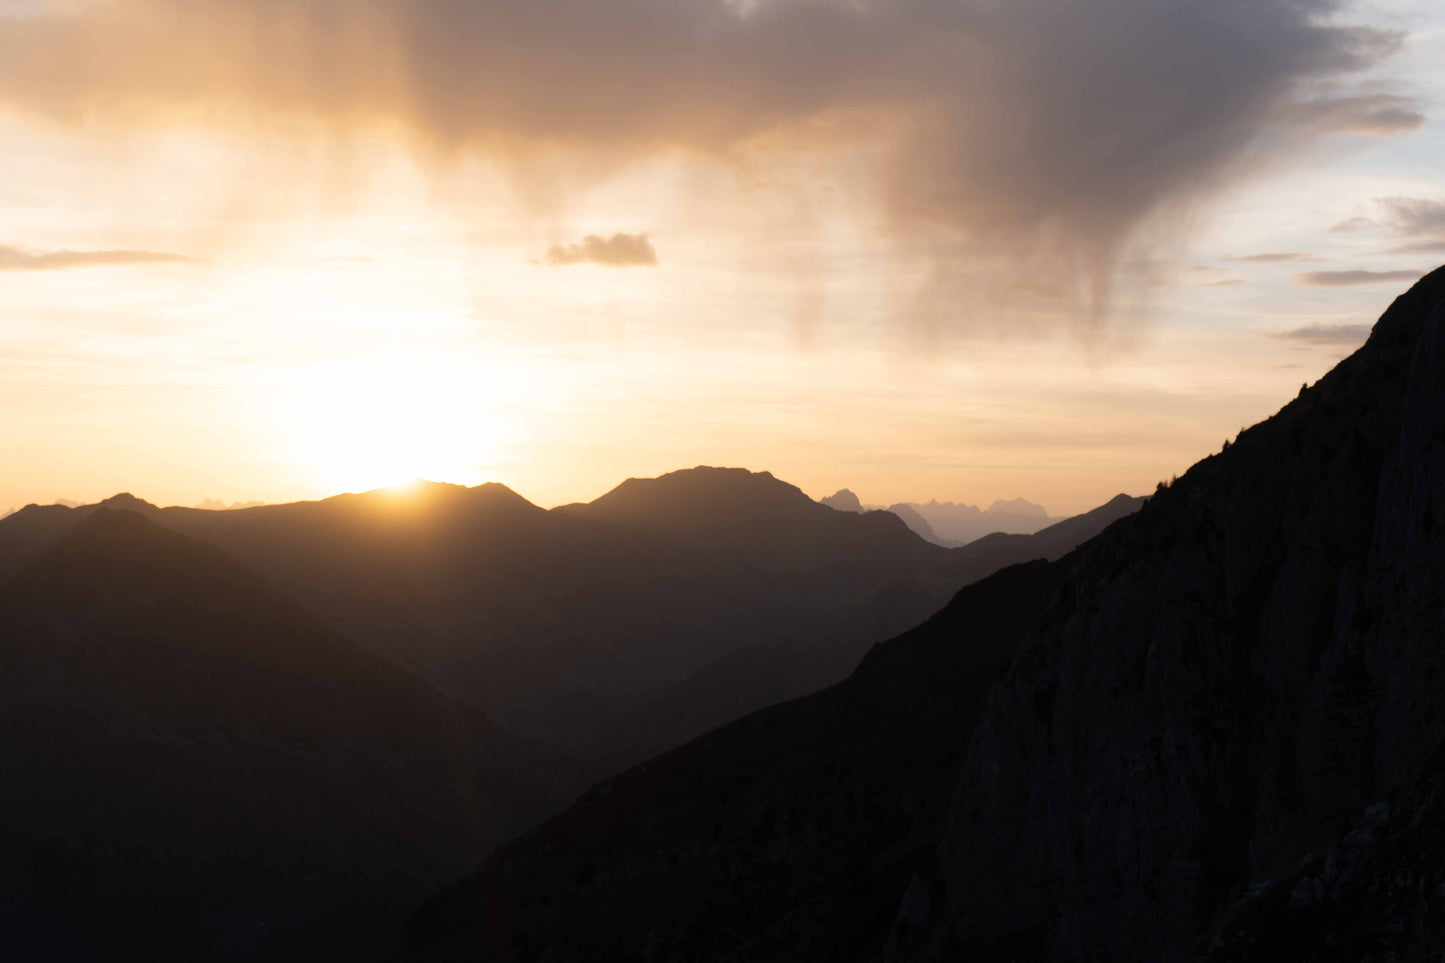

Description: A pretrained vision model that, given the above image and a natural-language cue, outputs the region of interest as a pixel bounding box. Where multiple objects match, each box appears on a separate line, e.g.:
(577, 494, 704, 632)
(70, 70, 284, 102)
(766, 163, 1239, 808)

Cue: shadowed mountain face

(604, 493, 1143, 764)
(401, 267, 1445, 962)
(891, 265, 1445, 960)
(403, 559, 1068, 962)
(0, 510, 570, 960)
(0, 468, 1137, 769)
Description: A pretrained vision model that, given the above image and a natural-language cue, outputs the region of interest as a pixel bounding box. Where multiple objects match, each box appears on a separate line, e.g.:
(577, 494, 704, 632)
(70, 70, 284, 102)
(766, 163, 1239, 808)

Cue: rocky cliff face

(895, 266, 1445, 960)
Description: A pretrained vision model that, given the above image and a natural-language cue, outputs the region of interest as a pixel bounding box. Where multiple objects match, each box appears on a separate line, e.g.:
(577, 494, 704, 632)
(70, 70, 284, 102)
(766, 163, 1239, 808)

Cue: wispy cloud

(1222, 252, 1321, 263)
(1294, 269, 1423, 288)
(1330, 216, 1375, 233)
(1326, 197, 1445, 243)
(1386, 240, 1445, 255)
(0, 244, 200, 271)
(1273, 322, 1371, 345)
(1275, 94, 1423, 137)
(544, 233, 658, 268)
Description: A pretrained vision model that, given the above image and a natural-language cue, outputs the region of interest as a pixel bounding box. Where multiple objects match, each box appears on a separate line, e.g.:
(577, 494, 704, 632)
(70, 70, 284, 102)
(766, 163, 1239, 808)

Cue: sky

(2, 0, 1443, 517)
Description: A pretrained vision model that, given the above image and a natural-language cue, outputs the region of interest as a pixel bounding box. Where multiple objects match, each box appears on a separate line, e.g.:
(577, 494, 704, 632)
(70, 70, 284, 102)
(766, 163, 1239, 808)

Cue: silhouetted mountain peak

(98, 492, 160, 513)
(820, 488, 865, 512)
(581, 466, 820, 529)
(13, 508, 278, 610)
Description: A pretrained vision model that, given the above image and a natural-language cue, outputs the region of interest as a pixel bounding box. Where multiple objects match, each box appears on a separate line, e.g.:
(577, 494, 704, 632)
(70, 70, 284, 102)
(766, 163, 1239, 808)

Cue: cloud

(0, 244, 200, 270)
(1375, 197, 1445, 238)
(545, 233, 658, 267)
(1294, 268, 1424, 287)
(1273, 322, 1371, 344)
(1330, 215, 1375, 233)
(0, 0, 1418, 331)
(1275, 93, 1423, 136)
(1223, 252, 1322, 263)
(1386, 240, 1445, 255)
(1328, 197, 1445, 242)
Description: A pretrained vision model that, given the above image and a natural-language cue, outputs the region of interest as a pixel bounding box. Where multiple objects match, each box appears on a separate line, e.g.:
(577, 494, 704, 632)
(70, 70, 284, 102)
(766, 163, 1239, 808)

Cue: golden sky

(2, 0, 1443, 516)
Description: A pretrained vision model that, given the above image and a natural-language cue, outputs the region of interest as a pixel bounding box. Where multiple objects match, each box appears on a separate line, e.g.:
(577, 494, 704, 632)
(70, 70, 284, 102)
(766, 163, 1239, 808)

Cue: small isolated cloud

(1294, 269, 1423, 287)
(1223, 253, 1322, 263)
(1330, 216, 1375, 233)
(0, 244, 200, 270)
(544, 233, 658, 268)
(1274, 322, 1371, 345)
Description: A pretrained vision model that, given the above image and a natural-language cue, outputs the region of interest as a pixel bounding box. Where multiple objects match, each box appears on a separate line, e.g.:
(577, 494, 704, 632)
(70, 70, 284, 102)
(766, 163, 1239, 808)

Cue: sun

(275, 354, 512, 495)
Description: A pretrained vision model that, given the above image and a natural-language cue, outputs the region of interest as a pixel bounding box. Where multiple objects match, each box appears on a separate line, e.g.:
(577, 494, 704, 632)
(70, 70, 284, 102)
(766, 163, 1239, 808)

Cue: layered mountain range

(0, 464, 1138, 958)
(0, 470, 1136, 770)
(403, 267, 1445, 961)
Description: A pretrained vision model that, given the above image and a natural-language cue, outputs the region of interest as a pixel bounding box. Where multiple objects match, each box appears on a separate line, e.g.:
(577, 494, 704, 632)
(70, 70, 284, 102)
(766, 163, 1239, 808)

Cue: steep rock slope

(600, 494, 1143, 766)
(893, 266, 1445, 960)
(403, 559, 1069, 962)
(0, 510, 570, 960)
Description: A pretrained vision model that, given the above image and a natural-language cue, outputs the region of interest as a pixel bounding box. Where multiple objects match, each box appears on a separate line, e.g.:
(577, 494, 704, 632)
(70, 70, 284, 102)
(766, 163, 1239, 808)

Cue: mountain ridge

(0, 507, 573, 959)
(0, 467, 1133, 767)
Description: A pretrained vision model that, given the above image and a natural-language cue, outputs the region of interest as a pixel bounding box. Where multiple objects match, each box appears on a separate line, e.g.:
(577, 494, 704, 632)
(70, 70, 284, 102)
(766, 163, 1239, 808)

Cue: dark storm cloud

(1295, 268, 1424, 287)
(0, 0, 1417, 329)
(1274, 322, 1371, 344)
(545, 233, 658, 267)
(0, 244, 200, 270)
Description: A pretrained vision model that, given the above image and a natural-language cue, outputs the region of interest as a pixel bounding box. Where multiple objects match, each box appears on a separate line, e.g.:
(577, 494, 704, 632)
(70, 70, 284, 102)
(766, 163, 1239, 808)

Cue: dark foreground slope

(403, 559, 1068, 961)
(0, 511, 570, 961)
(892, 265, 1445, 960)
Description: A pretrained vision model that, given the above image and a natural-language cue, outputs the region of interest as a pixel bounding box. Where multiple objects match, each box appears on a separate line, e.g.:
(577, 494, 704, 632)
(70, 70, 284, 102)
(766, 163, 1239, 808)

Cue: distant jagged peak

(984, 497, 1049, 519)
(921, 499, 983, 516)
(195, 498, 268, 512)
(820, 489, 865, 513)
